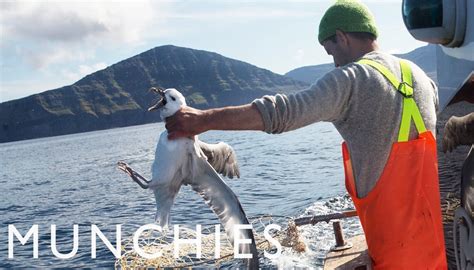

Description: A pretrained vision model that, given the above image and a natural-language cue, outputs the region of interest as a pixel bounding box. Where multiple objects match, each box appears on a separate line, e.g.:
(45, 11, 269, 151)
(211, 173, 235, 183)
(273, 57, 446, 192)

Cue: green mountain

(0, 45, 308, 143)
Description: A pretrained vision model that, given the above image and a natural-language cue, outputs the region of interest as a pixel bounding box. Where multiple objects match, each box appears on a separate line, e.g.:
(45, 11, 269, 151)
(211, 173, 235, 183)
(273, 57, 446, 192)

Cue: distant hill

(285, 44, 437, 84)
(0, 45, 308, 143)
(285, 63, 334, 86)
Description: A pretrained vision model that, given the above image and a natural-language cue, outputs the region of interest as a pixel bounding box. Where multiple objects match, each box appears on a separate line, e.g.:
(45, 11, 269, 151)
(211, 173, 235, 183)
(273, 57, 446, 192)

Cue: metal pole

(330, 220, 353, 251)
(333, 220, 346, 247)
(294, 210, 358, 226)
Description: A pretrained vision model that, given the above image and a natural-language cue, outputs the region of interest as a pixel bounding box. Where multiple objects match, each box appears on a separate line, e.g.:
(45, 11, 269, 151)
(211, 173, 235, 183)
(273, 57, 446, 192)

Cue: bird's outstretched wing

(188, 153, 259, 269)
(197, 140, 240, 179)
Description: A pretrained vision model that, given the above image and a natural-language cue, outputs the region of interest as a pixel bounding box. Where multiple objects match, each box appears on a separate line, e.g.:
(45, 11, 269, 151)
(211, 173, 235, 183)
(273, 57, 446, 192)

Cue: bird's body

(149, 130, 191, 226)
(118, 87, 258, 268)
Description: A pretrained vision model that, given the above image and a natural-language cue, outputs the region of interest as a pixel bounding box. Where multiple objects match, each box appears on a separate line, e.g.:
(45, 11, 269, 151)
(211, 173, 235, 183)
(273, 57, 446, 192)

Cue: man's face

(322, 34, 350, 67)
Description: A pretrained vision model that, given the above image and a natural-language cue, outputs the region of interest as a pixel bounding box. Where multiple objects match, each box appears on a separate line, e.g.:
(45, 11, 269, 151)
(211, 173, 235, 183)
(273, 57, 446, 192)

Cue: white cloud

(6, 4, 107, 42)
(1, 1, 164, 43)
(165, 6, 317, 21)
(1, 0, 170, 69)
(16, 46, 95, 70)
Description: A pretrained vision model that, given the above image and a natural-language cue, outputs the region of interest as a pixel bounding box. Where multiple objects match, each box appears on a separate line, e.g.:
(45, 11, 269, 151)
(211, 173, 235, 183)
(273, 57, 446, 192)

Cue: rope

(115, 215, 305, 269)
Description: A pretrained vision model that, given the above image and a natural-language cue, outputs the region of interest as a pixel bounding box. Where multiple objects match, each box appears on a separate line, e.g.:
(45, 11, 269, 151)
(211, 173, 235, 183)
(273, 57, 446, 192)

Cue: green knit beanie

(318, 0, 378, 44)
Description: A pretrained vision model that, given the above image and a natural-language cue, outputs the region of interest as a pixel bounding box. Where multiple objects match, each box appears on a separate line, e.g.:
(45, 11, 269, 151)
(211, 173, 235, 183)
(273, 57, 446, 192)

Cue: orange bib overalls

(343, 59, 447, 269)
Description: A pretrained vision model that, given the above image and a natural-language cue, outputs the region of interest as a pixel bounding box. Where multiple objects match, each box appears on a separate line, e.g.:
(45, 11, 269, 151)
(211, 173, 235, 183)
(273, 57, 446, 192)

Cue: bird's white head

(148, 87, 187, 120)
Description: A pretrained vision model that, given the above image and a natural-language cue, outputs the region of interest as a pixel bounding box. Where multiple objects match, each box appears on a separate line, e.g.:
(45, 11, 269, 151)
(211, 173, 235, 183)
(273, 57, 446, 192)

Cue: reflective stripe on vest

(358, 59, 427, 142)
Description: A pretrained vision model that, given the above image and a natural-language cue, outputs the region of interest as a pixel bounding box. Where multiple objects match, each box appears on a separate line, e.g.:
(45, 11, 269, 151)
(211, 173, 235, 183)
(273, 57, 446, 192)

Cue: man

(165, 0, 447, 268)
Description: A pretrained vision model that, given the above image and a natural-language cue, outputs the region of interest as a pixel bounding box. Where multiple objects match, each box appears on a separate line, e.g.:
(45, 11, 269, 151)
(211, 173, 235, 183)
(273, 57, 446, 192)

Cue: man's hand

(165, 106, 210, 139)
(442, 113, 474, 153)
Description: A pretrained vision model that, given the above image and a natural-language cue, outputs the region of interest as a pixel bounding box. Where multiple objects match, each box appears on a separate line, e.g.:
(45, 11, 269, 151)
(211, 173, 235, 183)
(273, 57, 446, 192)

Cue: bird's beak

(147, 87, 167, 111)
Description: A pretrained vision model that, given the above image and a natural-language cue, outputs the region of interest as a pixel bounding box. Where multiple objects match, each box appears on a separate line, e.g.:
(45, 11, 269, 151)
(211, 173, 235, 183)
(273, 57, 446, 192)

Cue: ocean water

(0, 122, 362, 268)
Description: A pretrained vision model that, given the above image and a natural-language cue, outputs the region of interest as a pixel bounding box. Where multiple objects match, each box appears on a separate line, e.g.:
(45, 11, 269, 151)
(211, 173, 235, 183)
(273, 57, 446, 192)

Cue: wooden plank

(323, 235, 371, 270)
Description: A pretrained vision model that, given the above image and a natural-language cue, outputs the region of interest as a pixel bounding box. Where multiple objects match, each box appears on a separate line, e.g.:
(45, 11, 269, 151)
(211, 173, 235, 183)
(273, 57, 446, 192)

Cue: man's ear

(335, 30, 348, 46)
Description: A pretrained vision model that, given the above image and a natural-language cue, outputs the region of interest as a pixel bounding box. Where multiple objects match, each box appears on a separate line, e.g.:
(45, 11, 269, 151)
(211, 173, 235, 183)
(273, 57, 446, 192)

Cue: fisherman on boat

(165, 0, 448, 268)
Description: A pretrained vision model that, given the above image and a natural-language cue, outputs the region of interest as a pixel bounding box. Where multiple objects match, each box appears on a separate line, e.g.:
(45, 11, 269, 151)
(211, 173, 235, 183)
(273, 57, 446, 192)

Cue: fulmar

(117, 87, 259, 269)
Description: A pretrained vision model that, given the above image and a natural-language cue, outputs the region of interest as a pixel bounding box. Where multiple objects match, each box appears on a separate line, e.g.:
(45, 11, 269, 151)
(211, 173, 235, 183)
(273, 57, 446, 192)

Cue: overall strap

(358, 59, 427, 142)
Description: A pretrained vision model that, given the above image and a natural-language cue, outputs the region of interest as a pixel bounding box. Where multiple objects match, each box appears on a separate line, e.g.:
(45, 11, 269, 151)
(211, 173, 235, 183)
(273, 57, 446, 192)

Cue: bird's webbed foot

(117, 161, 150, 189)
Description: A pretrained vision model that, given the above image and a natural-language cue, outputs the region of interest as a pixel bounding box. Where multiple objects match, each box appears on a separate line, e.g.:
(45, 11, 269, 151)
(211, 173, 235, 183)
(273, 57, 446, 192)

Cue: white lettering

(214, 224, 221, 259)
(3, 222, 289, 260)
(233, 224, 253, 259)
(133, 224, 162, 259)
(91, 225, 121, 258)
(174, 224, 202, 258)
(8, 224, 39, 258)
(263, 224, 282, 259)
(51, 224, 79, 259)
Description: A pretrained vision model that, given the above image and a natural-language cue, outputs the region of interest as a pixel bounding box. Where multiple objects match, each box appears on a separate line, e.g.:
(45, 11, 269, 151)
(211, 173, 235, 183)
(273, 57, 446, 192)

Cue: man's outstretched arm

(165, 103, 264, 139)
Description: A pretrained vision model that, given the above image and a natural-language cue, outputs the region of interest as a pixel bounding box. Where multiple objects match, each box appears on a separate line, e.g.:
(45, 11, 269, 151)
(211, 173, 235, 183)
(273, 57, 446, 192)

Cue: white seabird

(117, 87, 259, 269)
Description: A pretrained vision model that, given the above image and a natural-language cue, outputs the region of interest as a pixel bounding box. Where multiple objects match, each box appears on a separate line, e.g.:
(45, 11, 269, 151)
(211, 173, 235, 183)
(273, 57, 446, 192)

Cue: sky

(0, 0, 427, 102)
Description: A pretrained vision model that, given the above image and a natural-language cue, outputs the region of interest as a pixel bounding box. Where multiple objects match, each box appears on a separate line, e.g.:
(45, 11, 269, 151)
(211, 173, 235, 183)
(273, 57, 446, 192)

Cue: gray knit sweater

(253, 51, 438, 198)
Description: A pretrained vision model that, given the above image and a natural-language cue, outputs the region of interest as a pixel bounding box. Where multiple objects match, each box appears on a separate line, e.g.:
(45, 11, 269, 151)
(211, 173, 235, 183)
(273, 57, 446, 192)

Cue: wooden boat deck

(323, 234, 371, 270)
